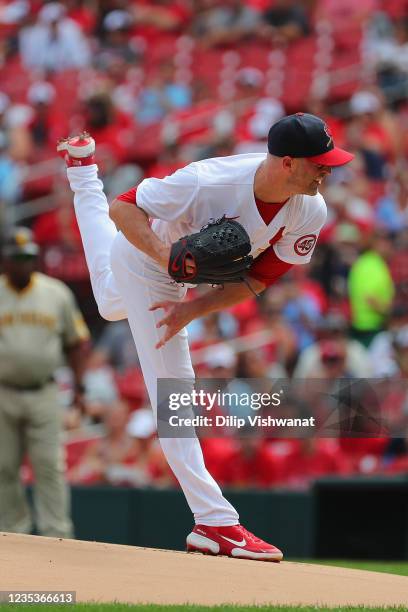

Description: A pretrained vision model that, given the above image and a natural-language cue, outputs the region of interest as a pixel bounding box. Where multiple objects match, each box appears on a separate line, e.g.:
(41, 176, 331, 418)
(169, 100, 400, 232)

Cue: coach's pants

(0, 383, 73, 537)
(67, 165, 239, 526)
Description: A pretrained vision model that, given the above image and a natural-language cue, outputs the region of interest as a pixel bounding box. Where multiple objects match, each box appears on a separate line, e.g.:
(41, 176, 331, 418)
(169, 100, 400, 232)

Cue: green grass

(1, 605, 407, 612)
(0, 604, 407, 612)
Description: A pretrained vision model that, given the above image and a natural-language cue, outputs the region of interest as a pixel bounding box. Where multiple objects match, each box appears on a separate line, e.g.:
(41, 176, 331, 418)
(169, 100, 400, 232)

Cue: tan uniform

(0, 272, 89, 537)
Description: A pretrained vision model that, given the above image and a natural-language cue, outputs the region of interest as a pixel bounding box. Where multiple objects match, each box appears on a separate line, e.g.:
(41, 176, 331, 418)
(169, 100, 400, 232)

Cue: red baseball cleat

(57, 132, 96, 167)
(186, 524, 283, 562)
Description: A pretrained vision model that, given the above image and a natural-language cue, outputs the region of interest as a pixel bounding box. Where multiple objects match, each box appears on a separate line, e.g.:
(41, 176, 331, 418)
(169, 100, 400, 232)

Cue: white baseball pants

(67, 165, 239, 526)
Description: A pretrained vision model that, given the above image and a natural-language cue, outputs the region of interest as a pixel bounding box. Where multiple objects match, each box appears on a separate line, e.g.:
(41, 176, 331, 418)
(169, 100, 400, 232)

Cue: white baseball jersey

(135, 153, 327, 265)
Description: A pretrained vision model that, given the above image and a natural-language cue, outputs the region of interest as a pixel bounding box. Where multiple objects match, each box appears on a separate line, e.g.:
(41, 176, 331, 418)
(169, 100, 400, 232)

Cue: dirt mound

(1, 532, 407, 606)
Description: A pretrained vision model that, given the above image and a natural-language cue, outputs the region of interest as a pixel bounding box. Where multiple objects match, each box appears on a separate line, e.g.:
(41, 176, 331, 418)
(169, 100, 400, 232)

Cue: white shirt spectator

(19, 2, 90, 71)
(294, 339, 372, 378)
(369, 330, 399, 378)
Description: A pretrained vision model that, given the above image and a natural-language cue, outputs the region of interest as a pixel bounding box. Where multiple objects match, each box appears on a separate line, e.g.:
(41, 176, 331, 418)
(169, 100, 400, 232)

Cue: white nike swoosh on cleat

(220, 536, 247, 547)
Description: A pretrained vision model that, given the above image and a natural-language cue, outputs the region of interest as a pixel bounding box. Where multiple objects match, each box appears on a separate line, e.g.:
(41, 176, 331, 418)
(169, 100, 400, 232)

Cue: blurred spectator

(145, 439, 178, 488)
(203, 435, 283, 488)
(26, 81, 70, 153)
(315, 0, 376, 32)
(128, 406, 177, 488)
(0, 0, 30, 34)
(237, 347, 287, 379)
(294, 313, 372, 378)
(129, 0, 192, 47)
(33, 184, 82, 249)
(96, 9, 139, 69)
(196, 134, 236, 162)
(317, 170, 376, 303)
(147, 142, 187, 178)
(318, 339, 352, 379)
(389, 227, 408, 305)
(99, 55, 141, 117)
(233, 67, 285, 154)
(347, 89, 400, 180)
(349, 229, 395, 346)
(0, 96, 22, 227)
(128, 407, 158, 464)
(381, 330, 408, 471)
(127, 407, 156, 440)
(82, 357, 119, 422)
(323, 177, 374, 235)
(279, 275, 322, 351)
(259, 0, 310, 47)
(189, 309, 237, 348)
(244, 289, 297, 370)
(162, 80, 227, 155)
(81, 93, 135, 168)
(136, 61, 192, 125)
(203, 349, 286, 425)
(68, 400, 152, 486)
(314, 222, 362, 310)
(280, 438, 350, 489)
(0, 92, 31, 163)
(372, 327, 408, 468)
(92, 321, 139, 372)
(339, 436, 388, 474)
(19, 2, 91, 71)
(367, 14, 408, 98)
(192, 0, 259, 48)
(104, 162, 144, 201)
(65, 0, 97, 35)
(376, 166, 408, 232)
(369, 304, 408, 377)
(203, 343, 237, 378)
(32, 183, 97, 329)
(391, 325, 408, 378)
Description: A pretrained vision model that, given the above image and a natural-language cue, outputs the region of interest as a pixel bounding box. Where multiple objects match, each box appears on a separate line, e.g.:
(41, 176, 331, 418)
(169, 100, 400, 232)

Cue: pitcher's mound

(1, 532, 408, 606)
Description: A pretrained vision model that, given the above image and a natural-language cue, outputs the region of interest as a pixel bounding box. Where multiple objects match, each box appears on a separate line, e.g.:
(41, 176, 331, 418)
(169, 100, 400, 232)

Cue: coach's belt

(0, 377, 54, 391)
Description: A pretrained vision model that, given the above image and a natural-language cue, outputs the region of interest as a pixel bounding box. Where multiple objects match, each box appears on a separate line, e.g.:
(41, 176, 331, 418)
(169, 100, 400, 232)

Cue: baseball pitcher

(58, 112, 353, 561)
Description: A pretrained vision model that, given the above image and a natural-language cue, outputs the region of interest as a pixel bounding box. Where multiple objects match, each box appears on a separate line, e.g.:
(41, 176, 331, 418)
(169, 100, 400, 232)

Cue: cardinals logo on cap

(323, 123, 333, 149)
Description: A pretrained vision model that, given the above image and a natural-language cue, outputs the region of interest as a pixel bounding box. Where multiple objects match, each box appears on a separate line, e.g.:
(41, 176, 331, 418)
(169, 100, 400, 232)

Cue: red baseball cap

(320, 340, 346, 361)
(268, 112, 354, 167)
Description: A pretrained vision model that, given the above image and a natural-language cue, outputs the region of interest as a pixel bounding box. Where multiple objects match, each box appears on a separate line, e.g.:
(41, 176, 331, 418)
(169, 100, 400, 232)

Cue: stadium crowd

(1, 0, 408, 492)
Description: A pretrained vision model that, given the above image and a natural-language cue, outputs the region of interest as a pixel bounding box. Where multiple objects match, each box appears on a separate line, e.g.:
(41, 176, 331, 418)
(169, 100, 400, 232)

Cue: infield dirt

(1, 532, 408, 607)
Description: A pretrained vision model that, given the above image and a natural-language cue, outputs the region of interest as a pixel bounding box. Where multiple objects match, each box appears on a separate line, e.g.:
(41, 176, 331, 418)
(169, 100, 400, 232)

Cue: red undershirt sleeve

(249, 245, 293, 287)
(116, 186, 138, 204)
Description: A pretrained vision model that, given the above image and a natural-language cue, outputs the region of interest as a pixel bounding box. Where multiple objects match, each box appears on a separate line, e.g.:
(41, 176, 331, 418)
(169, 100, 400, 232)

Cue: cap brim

(308, 147, 354, 167)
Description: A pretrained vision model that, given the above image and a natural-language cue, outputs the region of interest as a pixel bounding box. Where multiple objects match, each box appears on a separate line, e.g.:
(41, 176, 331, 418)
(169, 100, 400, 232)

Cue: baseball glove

(168, 216, 253, 285)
